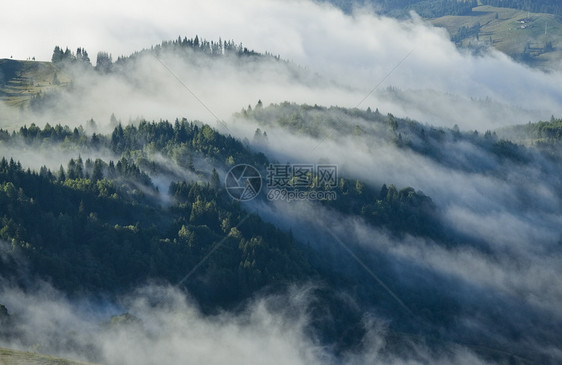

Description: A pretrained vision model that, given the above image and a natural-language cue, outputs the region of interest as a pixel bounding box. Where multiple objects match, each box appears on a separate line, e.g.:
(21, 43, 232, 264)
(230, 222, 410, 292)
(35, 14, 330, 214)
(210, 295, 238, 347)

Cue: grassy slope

(0, 59, 70, 109)
(0, 347, 97, 365)
(431, 5, 562, 69)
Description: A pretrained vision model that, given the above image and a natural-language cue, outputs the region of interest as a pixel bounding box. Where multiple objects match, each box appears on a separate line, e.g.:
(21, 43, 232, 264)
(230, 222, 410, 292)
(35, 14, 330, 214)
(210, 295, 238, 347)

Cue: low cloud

(1, 0, 561, 131)
(227, 104, 562, 360)
(1, 1, 562, 363)
(0, 283, 492, 365)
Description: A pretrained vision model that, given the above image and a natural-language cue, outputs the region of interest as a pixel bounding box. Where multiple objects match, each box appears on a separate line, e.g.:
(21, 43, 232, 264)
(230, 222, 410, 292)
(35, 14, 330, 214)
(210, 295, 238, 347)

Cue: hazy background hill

(325, 0, 562, 70)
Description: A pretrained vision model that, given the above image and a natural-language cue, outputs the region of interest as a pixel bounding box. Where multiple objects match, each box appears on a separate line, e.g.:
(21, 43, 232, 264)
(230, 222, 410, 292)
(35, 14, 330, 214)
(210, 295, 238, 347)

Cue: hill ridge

(0, 347, 97, 365)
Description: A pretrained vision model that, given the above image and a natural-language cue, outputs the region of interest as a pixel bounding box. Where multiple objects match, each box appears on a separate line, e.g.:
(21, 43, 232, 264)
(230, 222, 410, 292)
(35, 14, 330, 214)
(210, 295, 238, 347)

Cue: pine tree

(210, 168, 220, 190)
(58, 165, 66, 182)
(51, 46, 64, 63)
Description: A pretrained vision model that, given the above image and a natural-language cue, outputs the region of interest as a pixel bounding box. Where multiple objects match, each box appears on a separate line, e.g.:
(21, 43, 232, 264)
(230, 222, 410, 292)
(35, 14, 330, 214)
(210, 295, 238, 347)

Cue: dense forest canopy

(326, 0, 562, 17)
(325, 0, 478, 17)
(480, 0, 562, 16)
(0, 116, 464, 354)
(48, 35, 279, 71)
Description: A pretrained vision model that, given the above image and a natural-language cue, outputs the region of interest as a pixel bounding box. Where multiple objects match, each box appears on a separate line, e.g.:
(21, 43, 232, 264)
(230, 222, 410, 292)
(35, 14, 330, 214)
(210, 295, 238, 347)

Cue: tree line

(50, 35, 281, 74)
(326, 0, 477, 18)
(480, 0, 562, 16)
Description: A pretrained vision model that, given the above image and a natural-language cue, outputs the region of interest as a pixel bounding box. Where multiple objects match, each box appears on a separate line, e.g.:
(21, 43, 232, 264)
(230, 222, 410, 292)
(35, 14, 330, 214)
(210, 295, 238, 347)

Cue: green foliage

(325, 0, 478, 18)
(323, 178, 438, 238)
(329, 0, 561, 18)
(242, 102, 539, 174)
(452, 22, 481, 43)
(95, 52, 112, 73)
(116, 35, 270, 64)
(51, 46, 91, 66)
(0, 150, 311, 306)
(45, 36, 281, 91)
(0, 111, 554, 360)
(108, 119, 267, 170)
(524, 118, 562, 140)
(0, 116, 446, 312)
(480, 0, 562, 16)
(403, 0, 477, 18)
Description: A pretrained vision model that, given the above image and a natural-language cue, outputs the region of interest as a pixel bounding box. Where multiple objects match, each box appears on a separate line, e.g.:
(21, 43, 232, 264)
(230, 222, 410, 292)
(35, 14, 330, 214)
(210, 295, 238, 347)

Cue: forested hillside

(327, 0, 562, 17)
(326, 0, 478, 18)
(0, 117, 458, 356)
(0, 120, 307, 301)
(1, 102, 561, 362)
(481, 0, 562, 16)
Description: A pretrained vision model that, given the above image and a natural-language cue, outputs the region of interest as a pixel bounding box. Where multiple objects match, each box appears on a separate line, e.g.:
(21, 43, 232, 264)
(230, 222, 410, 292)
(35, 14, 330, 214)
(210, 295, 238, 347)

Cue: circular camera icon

(225, 164, 262, 201)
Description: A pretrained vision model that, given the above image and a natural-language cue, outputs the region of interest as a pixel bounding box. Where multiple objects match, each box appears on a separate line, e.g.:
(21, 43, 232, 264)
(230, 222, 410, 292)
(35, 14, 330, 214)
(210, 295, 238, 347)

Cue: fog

(228, 104, 562, 360)
(1, 0, 562, 132)
(0, 136, 117, 171)
(232, 106, 562, 253)
(2, 0, 562, 363)
(244, 194, 562, 362)
(0, 282, 493, 365)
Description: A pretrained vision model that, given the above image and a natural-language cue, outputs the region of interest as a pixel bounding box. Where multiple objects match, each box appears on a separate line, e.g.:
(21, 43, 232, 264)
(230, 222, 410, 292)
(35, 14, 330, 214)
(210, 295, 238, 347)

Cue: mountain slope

(0, 347, 96, 365)
(0, 59, 70, 108)
(1, 105, 561, 362)
(431, 5, 562, 68)
(324, 0, 562, 69)
(1, 34, 562, 363)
